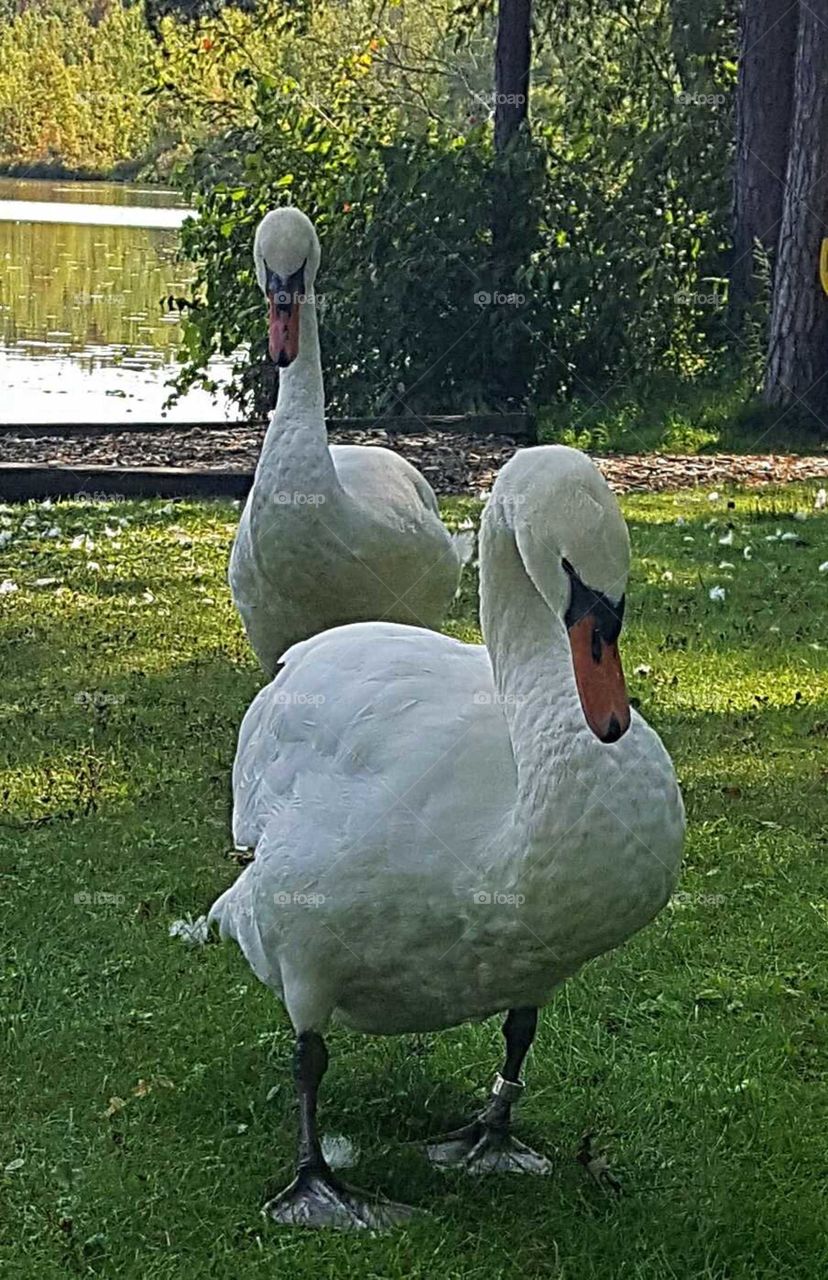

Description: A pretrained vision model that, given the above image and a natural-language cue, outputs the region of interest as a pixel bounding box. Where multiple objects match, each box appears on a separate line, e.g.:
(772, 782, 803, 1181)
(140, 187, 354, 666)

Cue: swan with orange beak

(212, 445, 684, 1229)
(230, 207, 474, 677)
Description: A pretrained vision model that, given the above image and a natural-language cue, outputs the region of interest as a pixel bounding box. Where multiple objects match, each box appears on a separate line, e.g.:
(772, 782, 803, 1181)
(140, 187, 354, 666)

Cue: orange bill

(568, 613, 631, 744)
(268, 295, 301, 367)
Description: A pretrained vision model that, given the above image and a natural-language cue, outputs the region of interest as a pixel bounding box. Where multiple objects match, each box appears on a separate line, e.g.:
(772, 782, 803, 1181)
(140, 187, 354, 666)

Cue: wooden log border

(0, 463, 253, 501)
(0, 413, 533, 501)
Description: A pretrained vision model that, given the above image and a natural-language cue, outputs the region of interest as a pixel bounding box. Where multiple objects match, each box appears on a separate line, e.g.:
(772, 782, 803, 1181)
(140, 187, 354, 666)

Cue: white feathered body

(230, 440, 469, 676)
(210, 622, 684, 1035)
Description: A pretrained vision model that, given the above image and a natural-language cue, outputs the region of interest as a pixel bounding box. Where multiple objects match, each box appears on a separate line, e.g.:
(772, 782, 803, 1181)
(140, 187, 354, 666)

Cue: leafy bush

(0, 2, 159, 173)
(171, 0, 737, 417)
(176, 80, 549, 416)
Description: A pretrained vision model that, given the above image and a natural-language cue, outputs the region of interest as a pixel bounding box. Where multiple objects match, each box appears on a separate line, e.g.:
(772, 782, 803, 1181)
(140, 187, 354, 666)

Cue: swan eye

(264, 261, 306, 311)
(562, 558, 625, 642)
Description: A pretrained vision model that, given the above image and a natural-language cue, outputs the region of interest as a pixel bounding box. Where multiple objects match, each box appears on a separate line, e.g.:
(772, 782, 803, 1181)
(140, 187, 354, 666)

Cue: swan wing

(331, 444, 441, 518)
(231, 621, 513, 857)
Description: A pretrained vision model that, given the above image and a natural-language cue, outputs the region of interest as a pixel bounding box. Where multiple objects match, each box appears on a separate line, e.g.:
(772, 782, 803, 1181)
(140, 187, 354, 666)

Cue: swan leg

(426, 1007, 552, 1175)
(264, 1031, 416, 1230)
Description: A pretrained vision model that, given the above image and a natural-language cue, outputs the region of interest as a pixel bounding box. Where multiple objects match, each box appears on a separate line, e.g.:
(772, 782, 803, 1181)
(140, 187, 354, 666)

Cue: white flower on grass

(634, 663, 652, 676)
(142, 590, 155, 604)
(44, 526, 61, 539)
(0, 530, 12, 548)
(0, 580, 18, 595)
(709, 585, 726, 602)
(815, 488, 827, 510)
(819, 561, 828, 573)
(718, 529, 734, 546)
(661, 570, 674, 582)
(86, 561, 101, 572)
(70, 534, 95, 551)
(169, 915, 210, 946)
(708, 491, 720, 502)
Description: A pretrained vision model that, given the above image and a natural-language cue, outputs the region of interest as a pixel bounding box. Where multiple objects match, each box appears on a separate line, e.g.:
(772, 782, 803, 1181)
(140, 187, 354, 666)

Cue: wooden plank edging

(0, 463, 253, 502)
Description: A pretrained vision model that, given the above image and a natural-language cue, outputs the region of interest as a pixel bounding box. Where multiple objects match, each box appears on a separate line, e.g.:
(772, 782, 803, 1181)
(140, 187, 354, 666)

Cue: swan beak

(265, 262, 305, 367)
(567, 615, 631, 744)
(268, 294, 301, 368)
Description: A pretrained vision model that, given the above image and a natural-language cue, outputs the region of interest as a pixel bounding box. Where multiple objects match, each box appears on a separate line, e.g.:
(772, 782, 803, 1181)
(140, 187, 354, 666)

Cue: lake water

(0, 177, 231, 424)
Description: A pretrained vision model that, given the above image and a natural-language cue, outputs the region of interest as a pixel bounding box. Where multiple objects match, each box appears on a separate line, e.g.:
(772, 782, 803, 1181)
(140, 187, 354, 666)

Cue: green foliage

(0, 1, 159, 173)
(541, 376, 828, 455)
(177, 82, 549, 415)
(0, 0, 745, 415)
(174, 0, 739, 415)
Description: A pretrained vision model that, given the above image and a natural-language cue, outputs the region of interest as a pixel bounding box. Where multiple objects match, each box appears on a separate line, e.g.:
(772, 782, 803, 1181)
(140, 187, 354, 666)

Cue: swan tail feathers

(208, 868, 283, 993)
(451, 529, 476, 569)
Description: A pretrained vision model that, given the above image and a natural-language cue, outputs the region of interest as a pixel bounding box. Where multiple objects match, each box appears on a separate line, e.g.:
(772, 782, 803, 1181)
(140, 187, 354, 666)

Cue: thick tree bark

(765, 1, 828, 429)
(731, 0, 797, 317)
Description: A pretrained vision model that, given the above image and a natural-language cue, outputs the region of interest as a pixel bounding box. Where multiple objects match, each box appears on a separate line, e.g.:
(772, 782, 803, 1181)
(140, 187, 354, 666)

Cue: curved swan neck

(480, 518, 586, 818)
(256, 297, 337, 494)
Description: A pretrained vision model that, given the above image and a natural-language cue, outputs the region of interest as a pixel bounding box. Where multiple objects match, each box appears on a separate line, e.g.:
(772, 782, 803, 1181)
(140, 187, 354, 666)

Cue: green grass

(540, 379, 828, 456)
(1, 486, 827, 1279)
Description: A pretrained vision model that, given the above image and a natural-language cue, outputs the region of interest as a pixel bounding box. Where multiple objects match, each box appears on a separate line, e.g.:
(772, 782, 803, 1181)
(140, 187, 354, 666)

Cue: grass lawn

(540, 380, 828, 456)
(1, 484, 827, 1279)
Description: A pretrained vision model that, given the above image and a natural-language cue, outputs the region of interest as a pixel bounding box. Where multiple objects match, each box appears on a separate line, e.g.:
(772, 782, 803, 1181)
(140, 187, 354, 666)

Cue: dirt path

(1, 425, 826, 496)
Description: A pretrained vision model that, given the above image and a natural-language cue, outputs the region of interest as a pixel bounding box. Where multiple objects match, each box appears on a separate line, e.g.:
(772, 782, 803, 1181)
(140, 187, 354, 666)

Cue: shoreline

(0, 161, 166, 185)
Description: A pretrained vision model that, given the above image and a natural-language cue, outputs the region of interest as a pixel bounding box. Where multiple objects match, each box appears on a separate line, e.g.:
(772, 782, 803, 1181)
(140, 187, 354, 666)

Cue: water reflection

(0, 177, 229, 424)
(0, 177, 188, 208)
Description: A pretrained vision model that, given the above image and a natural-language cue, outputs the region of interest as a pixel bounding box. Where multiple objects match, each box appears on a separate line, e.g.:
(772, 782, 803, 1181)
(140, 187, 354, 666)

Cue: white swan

(210, 445, 685, 1229)
(229, 207, 472, 676)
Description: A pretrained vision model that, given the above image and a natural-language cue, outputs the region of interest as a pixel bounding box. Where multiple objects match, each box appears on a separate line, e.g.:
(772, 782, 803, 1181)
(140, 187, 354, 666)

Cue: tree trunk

(494, 0, 531, 153)
(765, 1, 828, 429)
(491, 0, 532, 408)
(731, 0, 797, 318)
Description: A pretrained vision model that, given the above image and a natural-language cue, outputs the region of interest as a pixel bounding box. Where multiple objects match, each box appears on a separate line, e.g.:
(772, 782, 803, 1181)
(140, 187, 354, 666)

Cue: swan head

(253, 207, 321, 367)
(487, 445, 631, 744)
